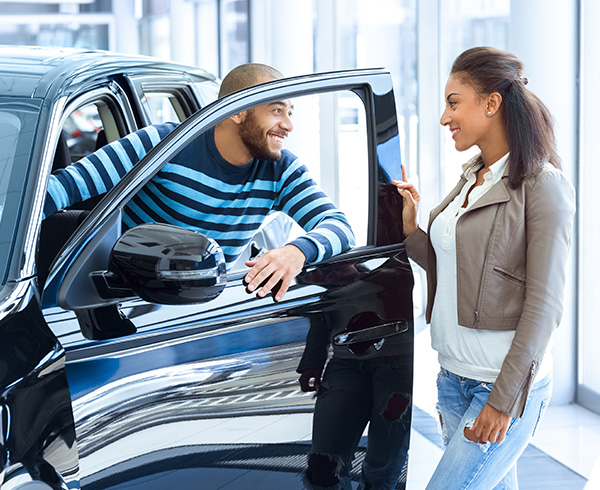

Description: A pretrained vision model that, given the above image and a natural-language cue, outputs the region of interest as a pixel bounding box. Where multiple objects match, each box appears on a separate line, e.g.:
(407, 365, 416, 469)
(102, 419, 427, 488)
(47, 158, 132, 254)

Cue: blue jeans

(426, 368, 552, 490)
(304, 356, 413, 490)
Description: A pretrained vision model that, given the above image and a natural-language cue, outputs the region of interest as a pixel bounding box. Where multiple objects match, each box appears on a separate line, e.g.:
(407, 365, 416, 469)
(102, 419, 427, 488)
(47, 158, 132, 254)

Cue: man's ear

(230, 111, 245, 125)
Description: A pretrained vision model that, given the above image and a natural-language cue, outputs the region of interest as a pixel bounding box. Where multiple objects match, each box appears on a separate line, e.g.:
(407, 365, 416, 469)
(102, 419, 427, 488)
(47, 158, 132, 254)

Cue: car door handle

(333, 320, 409, 346)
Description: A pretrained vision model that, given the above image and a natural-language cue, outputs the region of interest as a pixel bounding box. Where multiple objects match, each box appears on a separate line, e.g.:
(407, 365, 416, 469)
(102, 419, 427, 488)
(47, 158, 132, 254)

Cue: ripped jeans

(304, 356, 413, 490)
(427, 368, 552, 490)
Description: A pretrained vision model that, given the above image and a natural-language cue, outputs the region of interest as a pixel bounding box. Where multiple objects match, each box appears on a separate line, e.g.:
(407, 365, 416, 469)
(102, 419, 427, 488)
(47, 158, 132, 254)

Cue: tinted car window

(0, 97, 41, 285)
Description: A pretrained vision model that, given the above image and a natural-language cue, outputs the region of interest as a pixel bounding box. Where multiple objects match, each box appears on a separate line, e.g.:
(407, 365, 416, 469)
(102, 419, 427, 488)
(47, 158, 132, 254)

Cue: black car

(0, 46, 414, 489)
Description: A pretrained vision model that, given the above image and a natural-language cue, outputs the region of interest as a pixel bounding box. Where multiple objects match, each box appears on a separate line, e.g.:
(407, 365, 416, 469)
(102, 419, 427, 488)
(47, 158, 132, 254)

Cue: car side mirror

(92, 223, 227, 305)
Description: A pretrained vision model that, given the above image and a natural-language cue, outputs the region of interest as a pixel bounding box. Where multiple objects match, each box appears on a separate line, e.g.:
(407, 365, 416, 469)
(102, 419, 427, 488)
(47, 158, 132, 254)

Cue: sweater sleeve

(276, 158, 355, 264)
(43, 123, 178, 218)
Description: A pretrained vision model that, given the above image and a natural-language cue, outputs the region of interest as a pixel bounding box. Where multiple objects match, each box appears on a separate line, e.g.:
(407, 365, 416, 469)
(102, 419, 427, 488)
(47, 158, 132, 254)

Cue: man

(44, 63, 354, 300)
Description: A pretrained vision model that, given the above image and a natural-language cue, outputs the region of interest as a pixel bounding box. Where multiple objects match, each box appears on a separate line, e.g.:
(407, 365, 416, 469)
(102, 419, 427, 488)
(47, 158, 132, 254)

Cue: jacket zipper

(512, 359, 538, 418)
(529, 359, 538, 382)
(473, 310, 480, 327)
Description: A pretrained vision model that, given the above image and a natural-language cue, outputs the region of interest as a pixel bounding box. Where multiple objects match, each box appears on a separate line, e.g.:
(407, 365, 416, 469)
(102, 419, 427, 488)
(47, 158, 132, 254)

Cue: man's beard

(238, 110, 282, 161)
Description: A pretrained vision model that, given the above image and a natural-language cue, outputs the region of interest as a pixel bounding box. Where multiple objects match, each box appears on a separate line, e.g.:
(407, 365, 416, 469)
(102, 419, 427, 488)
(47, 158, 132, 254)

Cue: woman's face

(440, 73, 493, 152)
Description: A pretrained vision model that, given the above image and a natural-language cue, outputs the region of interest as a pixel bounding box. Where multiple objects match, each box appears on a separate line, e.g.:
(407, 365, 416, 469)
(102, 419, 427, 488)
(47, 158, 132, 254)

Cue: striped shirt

(44, 123, 355, 269)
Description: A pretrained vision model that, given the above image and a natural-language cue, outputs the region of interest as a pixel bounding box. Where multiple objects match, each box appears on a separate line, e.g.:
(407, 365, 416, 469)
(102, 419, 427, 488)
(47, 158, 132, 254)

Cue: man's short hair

(218, 63, 284, 98)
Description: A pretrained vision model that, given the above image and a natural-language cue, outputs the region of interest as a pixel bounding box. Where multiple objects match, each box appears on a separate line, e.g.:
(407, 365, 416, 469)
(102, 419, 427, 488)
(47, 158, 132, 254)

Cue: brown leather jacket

(405, 158, 575, 417)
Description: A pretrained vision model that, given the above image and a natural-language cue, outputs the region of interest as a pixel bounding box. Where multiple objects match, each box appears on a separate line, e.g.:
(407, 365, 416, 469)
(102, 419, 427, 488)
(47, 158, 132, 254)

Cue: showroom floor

(408, 326, 600, 489)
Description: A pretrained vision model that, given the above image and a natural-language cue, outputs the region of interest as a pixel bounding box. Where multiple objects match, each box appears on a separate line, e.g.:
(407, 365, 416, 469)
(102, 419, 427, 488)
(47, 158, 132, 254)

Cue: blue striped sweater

(44, 123, 355, 268)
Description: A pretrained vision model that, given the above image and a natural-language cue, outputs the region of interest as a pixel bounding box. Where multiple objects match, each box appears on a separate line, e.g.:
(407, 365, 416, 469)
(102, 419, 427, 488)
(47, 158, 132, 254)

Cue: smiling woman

(397, 46, 575, 490)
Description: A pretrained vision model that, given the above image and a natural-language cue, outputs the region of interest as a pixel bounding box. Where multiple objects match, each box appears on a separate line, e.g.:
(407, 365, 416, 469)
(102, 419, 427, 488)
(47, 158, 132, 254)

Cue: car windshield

(0, 97, 41, 286)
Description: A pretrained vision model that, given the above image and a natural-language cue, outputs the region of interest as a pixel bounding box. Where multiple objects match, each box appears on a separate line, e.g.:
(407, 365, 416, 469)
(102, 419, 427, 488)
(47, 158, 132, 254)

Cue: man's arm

(244, 157, 355, 301)
(43, 123, 177, 218)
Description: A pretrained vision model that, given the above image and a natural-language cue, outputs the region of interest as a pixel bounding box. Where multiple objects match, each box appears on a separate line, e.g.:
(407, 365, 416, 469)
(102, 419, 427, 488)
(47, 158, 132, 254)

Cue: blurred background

(0, 0, 597, 487)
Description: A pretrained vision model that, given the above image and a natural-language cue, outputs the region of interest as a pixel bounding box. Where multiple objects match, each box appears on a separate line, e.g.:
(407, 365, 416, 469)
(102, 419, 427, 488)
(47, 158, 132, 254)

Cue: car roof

(0, 45, 217, 99)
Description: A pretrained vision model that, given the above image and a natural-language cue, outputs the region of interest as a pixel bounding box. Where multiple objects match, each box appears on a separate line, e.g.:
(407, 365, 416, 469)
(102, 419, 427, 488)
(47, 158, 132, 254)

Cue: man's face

(238, 100, 294, 161)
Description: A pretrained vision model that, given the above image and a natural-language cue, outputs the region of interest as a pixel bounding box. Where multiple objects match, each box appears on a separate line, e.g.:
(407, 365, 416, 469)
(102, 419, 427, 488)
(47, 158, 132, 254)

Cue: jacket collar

(429, 153, 512, 225)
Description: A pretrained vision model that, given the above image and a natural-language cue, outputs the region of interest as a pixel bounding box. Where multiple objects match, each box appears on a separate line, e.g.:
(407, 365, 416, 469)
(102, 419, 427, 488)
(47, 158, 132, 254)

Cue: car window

(120, 89, 369, 270)
(61, 104, 105, 162)
(193, 79, 219, 107)
(0, 112, 21, 218)
(279, 91, 369, 246)
(0, 98, 41, 286)
(39, 93, 133, 286)
(144, 91, 186, 123)
(56, 98, 125, 169)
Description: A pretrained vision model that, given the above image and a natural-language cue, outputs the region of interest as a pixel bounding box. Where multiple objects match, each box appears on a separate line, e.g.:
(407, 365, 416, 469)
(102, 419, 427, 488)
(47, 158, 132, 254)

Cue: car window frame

(59, 84, 138, 152)
(13, 83, 137, 287)
(42, 68, 402, 310)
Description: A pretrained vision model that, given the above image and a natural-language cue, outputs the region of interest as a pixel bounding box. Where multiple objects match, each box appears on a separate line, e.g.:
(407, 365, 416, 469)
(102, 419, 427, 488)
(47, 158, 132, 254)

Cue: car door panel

(63, 246, 412, 488)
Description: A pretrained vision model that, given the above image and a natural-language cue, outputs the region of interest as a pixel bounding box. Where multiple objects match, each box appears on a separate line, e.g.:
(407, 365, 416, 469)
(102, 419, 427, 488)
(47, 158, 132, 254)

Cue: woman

(394, 46, 575, 489)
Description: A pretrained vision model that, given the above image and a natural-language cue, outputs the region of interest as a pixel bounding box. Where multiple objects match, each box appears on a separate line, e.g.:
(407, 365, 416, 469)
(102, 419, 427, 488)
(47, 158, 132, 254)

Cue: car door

(41, 68, 414, 490)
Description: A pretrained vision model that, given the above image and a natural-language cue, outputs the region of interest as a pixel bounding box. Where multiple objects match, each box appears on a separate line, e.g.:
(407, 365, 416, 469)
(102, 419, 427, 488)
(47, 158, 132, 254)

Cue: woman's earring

(487, 111, 492, 115)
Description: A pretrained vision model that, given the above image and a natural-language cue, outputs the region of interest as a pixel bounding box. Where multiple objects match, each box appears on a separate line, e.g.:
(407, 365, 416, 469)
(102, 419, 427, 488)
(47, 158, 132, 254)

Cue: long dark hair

(451, 46, 560, 188)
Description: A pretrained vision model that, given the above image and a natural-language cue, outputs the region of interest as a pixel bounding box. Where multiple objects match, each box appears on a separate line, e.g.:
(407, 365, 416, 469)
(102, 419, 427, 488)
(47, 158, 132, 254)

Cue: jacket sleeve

(488, 168, 576, 418)
(276, 158, 355, 264)
(43, 123, 177, 218)
(404, 227, 429, 271)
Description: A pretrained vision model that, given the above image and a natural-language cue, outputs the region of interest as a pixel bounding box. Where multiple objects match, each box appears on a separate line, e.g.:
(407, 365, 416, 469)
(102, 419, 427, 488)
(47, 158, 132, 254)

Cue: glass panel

(194, 0, 219, 76)
(337, 92, 368, 246)
(114, 89, 368, 274)
(143, 0, 170, 15)
(439, 0, 510, 192)
(0, 98, 41, 285)
(145, 92, 184, 124)
(62, 103, 105, 162)
(138, 14, 170, 59)
(219, 0, 249, 75)
(285, 91, 369, 248)
(0, 113, 22, 224)
(0, 1, 111, 15)
(578, 0, 600, 412)
(334, 0, 417, 179)
(0, 22, 109, 50)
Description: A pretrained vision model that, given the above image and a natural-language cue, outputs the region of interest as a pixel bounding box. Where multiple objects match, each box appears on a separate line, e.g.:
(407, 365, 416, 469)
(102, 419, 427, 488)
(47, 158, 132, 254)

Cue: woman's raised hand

(392, 164, 420, 237)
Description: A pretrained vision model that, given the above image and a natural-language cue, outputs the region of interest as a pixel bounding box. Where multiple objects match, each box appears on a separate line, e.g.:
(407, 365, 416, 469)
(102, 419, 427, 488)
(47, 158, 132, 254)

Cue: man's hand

(467, 403, 512, 444)
(244, 244, 306, 302)
(298, 366, 324, 392)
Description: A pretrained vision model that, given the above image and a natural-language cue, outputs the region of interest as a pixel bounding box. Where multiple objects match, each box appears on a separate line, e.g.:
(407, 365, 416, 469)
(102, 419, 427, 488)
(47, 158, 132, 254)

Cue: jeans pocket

(436, 369, 447, 388)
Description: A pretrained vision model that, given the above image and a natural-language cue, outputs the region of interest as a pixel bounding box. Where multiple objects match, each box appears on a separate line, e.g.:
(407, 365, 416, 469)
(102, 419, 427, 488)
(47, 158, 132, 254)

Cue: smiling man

(44, 63, 355, 301)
